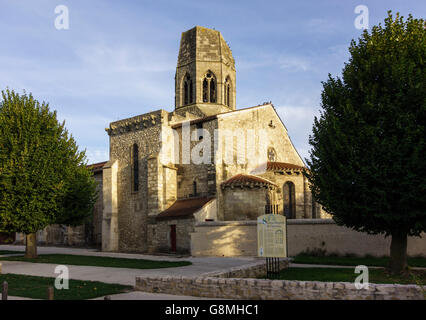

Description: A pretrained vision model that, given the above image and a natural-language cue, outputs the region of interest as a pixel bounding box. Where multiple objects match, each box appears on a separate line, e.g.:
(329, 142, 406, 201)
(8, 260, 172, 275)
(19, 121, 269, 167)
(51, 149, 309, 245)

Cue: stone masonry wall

(222, 188, 269, 220)
(175, 27, 236, 111)
(215, 104, 306, 220)
(148, 218, 195, 254)
(107, 110, 165, 252)
(135, 276, 425, 300)
(174, 119, 218, 199)
(190, 219, 426, 257)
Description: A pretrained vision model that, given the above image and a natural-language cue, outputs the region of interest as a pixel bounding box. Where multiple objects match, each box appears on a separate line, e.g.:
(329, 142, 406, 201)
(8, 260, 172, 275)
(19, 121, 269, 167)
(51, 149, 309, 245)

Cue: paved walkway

(0, 245, 258, 286)
(290, 263, 373, 269)
(290, 263, 426, 270)
(2, 245, 423, 300)
(6, 293, 218, 301)
(92, 292, 223, 300)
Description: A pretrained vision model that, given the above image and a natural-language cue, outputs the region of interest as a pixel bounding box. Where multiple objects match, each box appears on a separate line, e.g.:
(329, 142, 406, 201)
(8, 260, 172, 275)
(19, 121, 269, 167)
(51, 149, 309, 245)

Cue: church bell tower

(175, 26, 236, 116)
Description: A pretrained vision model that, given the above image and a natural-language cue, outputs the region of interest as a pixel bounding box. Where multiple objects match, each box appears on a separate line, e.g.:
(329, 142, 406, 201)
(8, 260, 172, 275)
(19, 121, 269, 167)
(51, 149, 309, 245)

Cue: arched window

(132, 143, 139, 192)
(224, 77, 232, 107)
(183, 74, 193, 105)
(267, 147, 277, 162)
(283, 182, 296, 219)
(193, 181, 197, 197)
(202, 78, 208, 102)
(210, 78, 216, 103)
(202, 71, 216, 103)
(184, 81, 188, 105)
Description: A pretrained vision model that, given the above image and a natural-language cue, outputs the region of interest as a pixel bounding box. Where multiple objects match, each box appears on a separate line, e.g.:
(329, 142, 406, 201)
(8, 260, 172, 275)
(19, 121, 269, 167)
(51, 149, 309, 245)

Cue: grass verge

(264, 267, 426, 285)
(292, 254, 426, 268)
(0, 273, 132, 300)
(0, 254, 192, 269)
(0, 250, 23, 255)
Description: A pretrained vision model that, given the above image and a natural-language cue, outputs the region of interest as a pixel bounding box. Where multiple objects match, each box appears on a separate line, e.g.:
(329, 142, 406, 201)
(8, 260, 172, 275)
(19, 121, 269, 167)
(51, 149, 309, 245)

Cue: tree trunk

(389, 232, 407, 274)
(25, 233, 37, 259)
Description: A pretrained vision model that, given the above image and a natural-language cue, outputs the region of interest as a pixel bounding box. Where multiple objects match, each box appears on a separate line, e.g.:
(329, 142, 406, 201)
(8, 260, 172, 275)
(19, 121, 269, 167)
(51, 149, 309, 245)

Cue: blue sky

(0, 0, 424, 163)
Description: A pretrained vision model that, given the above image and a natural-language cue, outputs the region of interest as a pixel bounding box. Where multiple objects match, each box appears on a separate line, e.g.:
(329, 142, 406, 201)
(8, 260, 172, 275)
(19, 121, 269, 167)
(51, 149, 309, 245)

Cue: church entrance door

(170, 225, 176, 252)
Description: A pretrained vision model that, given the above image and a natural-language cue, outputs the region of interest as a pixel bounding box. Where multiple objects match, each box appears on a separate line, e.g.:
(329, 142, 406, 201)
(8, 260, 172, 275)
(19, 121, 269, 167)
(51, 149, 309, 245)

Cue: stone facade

(223, 188, 271, 220)
(26, 26, 323, 253)
(175, 26, 236, 115)
(98, 26, 324, 254)
(148, 218, 195, 254)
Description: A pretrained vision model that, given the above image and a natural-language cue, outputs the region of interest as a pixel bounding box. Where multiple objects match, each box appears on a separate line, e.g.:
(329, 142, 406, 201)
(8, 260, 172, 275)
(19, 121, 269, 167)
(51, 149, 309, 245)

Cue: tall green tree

(306, 12, 425, 274)
(0, 89, 97, 258)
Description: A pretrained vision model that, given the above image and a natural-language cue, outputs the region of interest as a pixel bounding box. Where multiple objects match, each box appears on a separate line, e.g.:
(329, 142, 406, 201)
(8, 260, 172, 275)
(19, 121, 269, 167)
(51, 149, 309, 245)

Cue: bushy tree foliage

(0, 89, 97, 257)
(306, 12, 425, 274)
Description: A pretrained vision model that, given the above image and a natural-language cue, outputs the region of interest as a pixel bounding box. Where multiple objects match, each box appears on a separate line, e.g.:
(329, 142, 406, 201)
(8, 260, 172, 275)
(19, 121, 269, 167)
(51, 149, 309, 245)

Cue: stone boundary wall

(135, 258, 425, 300)
(135, 276, 425, 300)
(190, 219, 426, 257)
(202, 259, 290, 278)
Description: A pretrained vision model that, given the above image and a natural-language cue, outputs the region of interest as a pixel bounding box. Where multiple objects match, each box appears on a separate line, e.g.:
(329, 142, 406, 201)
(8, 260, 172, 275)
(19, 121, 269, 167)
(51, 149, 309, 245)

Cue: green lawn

(292, 254, 426, 268)
(0, 273, 132, 300)
(264, 267, 426, 285)
(0, 254, 192, 269)
(0, 250, 23, 255)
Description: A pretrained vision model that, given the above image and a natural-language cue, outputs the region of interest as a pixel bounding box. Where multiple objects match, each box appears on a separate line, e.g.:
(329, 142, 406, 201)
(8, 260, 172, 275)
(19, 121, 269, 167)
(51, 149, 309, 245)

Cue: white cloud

(278, 56, 310, 71)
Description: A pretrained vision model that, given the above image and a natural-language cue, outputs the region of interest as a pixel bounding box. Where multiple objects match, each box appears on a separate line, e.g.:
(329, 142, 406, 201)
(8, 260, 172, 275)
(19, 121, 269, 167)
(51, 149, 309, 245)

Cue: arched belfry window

(283, 182, 296, 219)
(183, 74, 193, 105)
(202, 71, 216, 103)
(210, 78, 216, 103)
(184, 81, 188, 104)
(224, 77, 232, 107)
(132, 143, 139, 192)
(202, 78, 208, 102)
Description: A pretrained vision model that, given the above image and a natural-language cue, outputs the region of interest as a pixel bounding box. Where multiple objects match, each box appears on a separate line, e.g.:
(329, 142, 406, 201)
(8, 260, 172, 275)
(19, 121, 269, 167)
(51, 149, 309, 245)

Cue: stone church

(16, 26, 326, 252)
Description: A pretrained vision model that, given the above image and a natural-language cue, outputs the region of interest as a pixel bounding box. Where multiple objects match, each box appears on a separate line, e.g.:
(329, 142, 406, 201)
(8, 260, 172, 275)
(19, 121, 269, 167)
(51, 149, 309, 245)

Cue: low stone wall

(135, 258, 425, 300)
(15, 224, 87, 247)
(135, 276, 425, 300)
(190, 219, 426, 257)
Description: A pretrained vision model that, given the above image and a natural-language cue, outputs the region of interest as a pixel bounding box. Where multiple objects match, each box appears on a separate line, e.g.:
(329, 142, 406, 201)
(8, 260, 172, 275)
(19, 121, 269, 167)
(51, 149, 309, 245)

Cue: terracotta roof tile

(86, 161, 107, 173)
(221, 174, 276, 189)
(156, 197, 215, 220)
(266, 162, 306, 171)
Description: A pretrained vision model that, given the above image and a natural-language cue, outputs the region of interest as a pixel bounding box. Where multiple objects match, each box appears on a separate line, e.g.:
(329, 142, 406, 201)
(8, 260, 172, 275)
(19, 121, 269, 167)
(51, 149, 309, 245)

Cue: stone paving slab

(3, 293, 218, 300)
(92, 292, 223, 300)
(3, 296, 38, 300)
(0, 245, 259, 286)
(0, 244, 257, 263)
